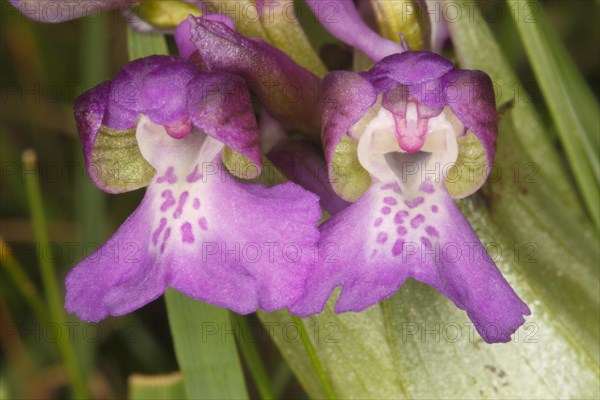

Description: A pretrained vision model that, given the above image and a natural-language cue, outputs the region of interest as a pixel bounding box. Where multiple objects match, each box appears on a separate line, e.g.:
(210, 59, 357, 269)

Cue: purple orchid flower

(66, 55, 321, 321)
(289, 52, 530, 343)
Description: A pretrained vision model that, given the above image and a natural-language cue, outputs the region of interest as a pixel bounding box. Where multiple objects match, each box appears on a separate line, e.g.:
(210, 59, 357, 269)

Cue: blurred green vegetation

(0, 0, 598, 398)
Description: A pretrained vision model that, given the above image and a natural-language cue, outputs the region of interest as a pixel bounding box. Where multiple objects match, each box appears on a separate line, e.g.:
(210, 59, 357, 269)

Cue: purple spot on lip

(370, 249, 378, 259)
(381, 182, 402, 193)
(198, 217, 208, 231)
(160, 190, 176, 212)
(420, 236, 433, 250)
(397, 226, 407, 235)
(173, 191, 189, 219)
(381, 206, 392, 215)
(419, 181, 435, 194)
(181, 222, 194, 243)
(374, 217, 383, 227)
(160, 227, 171, 254)
(186, 165, 203, 183)
(383, 197, 398, 206)
(193, 198, 201, 209)
(425, 226, 439, 237)
(411, 214, 425, 228)
(152, 218, 167, 245)
(376, 232, 388, 244)
(392, 239, 404, 256)
(405, 196, 425, 209)
(157, 166, 177, 184)
(431, 205, 439, 213)
(394, 210, 409, 224)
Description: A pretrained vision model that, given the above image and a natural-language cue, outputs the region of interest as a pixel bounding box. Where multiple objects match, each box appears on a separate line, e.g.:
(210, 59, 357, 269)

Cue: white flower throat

(352, 97, 463, 199)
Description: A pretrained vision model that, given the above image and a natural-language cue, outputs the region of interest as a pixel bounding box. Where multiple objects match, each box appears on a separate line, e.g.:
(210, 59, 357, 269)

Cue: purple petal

(175, 18, 197, 60)
(321, 71, 377, 168)
(145, 117, 321, 313)
(303, 0, 405, 62)
(75, 81, 109, 164)
(186, 72, 262, 169)
(170, 177, 321, 313)
(176, 15, 237, 60)
(291, 182, 529, 343)
(65, 193, 169, 322)
(10, 0, 136, 22)
(362, 51, 454, 92)
(442, 69, 498, 168)
(133, 118, 321, 313)
(74, 81, 115, 191)
(408, 78, 447, 109)
(187, 16, 321, 135)
(104, 55, 198, 130)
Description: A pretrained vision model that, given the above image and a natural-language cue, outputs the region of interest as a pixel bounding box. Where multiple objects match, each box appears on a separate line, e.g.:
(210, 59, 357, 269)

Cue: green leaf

(128, 372, 186, 400)
(165, 290, 249, 400)
(231, 314, 276, 400)
(505, 0, 600, 229)
(127, 28, 249, 400)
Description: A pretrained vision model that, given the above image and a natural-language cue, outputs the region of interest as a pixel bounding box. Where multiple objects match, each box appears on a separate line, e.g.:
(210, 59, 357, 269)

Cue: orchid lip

(66, 115, 322, 321)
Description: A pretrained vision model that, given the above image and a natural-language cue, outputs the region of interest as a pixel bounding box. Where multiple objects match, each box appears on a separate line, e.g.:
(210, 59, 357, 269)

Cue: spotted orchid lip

(290, 178, 531, 343)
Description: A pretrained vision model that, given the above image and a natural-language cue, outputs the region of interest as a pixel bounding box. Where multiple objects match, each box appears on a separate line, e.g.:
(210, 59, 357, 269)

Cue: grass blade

(22, 150, 89, 399)
(506, 0, 600, 228)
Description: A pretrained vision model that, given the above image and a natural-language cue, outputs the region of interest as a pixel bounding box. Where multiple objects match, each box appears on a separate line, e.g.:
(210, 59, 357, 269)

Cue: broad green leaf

(444, 2, 583, 214)
(128, 373, 186, 400)
(261, 2, 599, 398)
(231, 314, 276, 400)
(506, 0, 599, 229)
(165, 290, 249, 400)
(127, 29, 249, 400)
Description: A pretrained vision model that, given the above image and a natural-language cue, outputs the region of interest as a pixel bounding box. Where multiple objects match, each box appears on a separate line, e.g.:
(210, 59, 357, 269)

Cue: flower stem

(22, 150, 89, 399)
(0, 237, 48, 325)
(291, 315, 336, 399)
